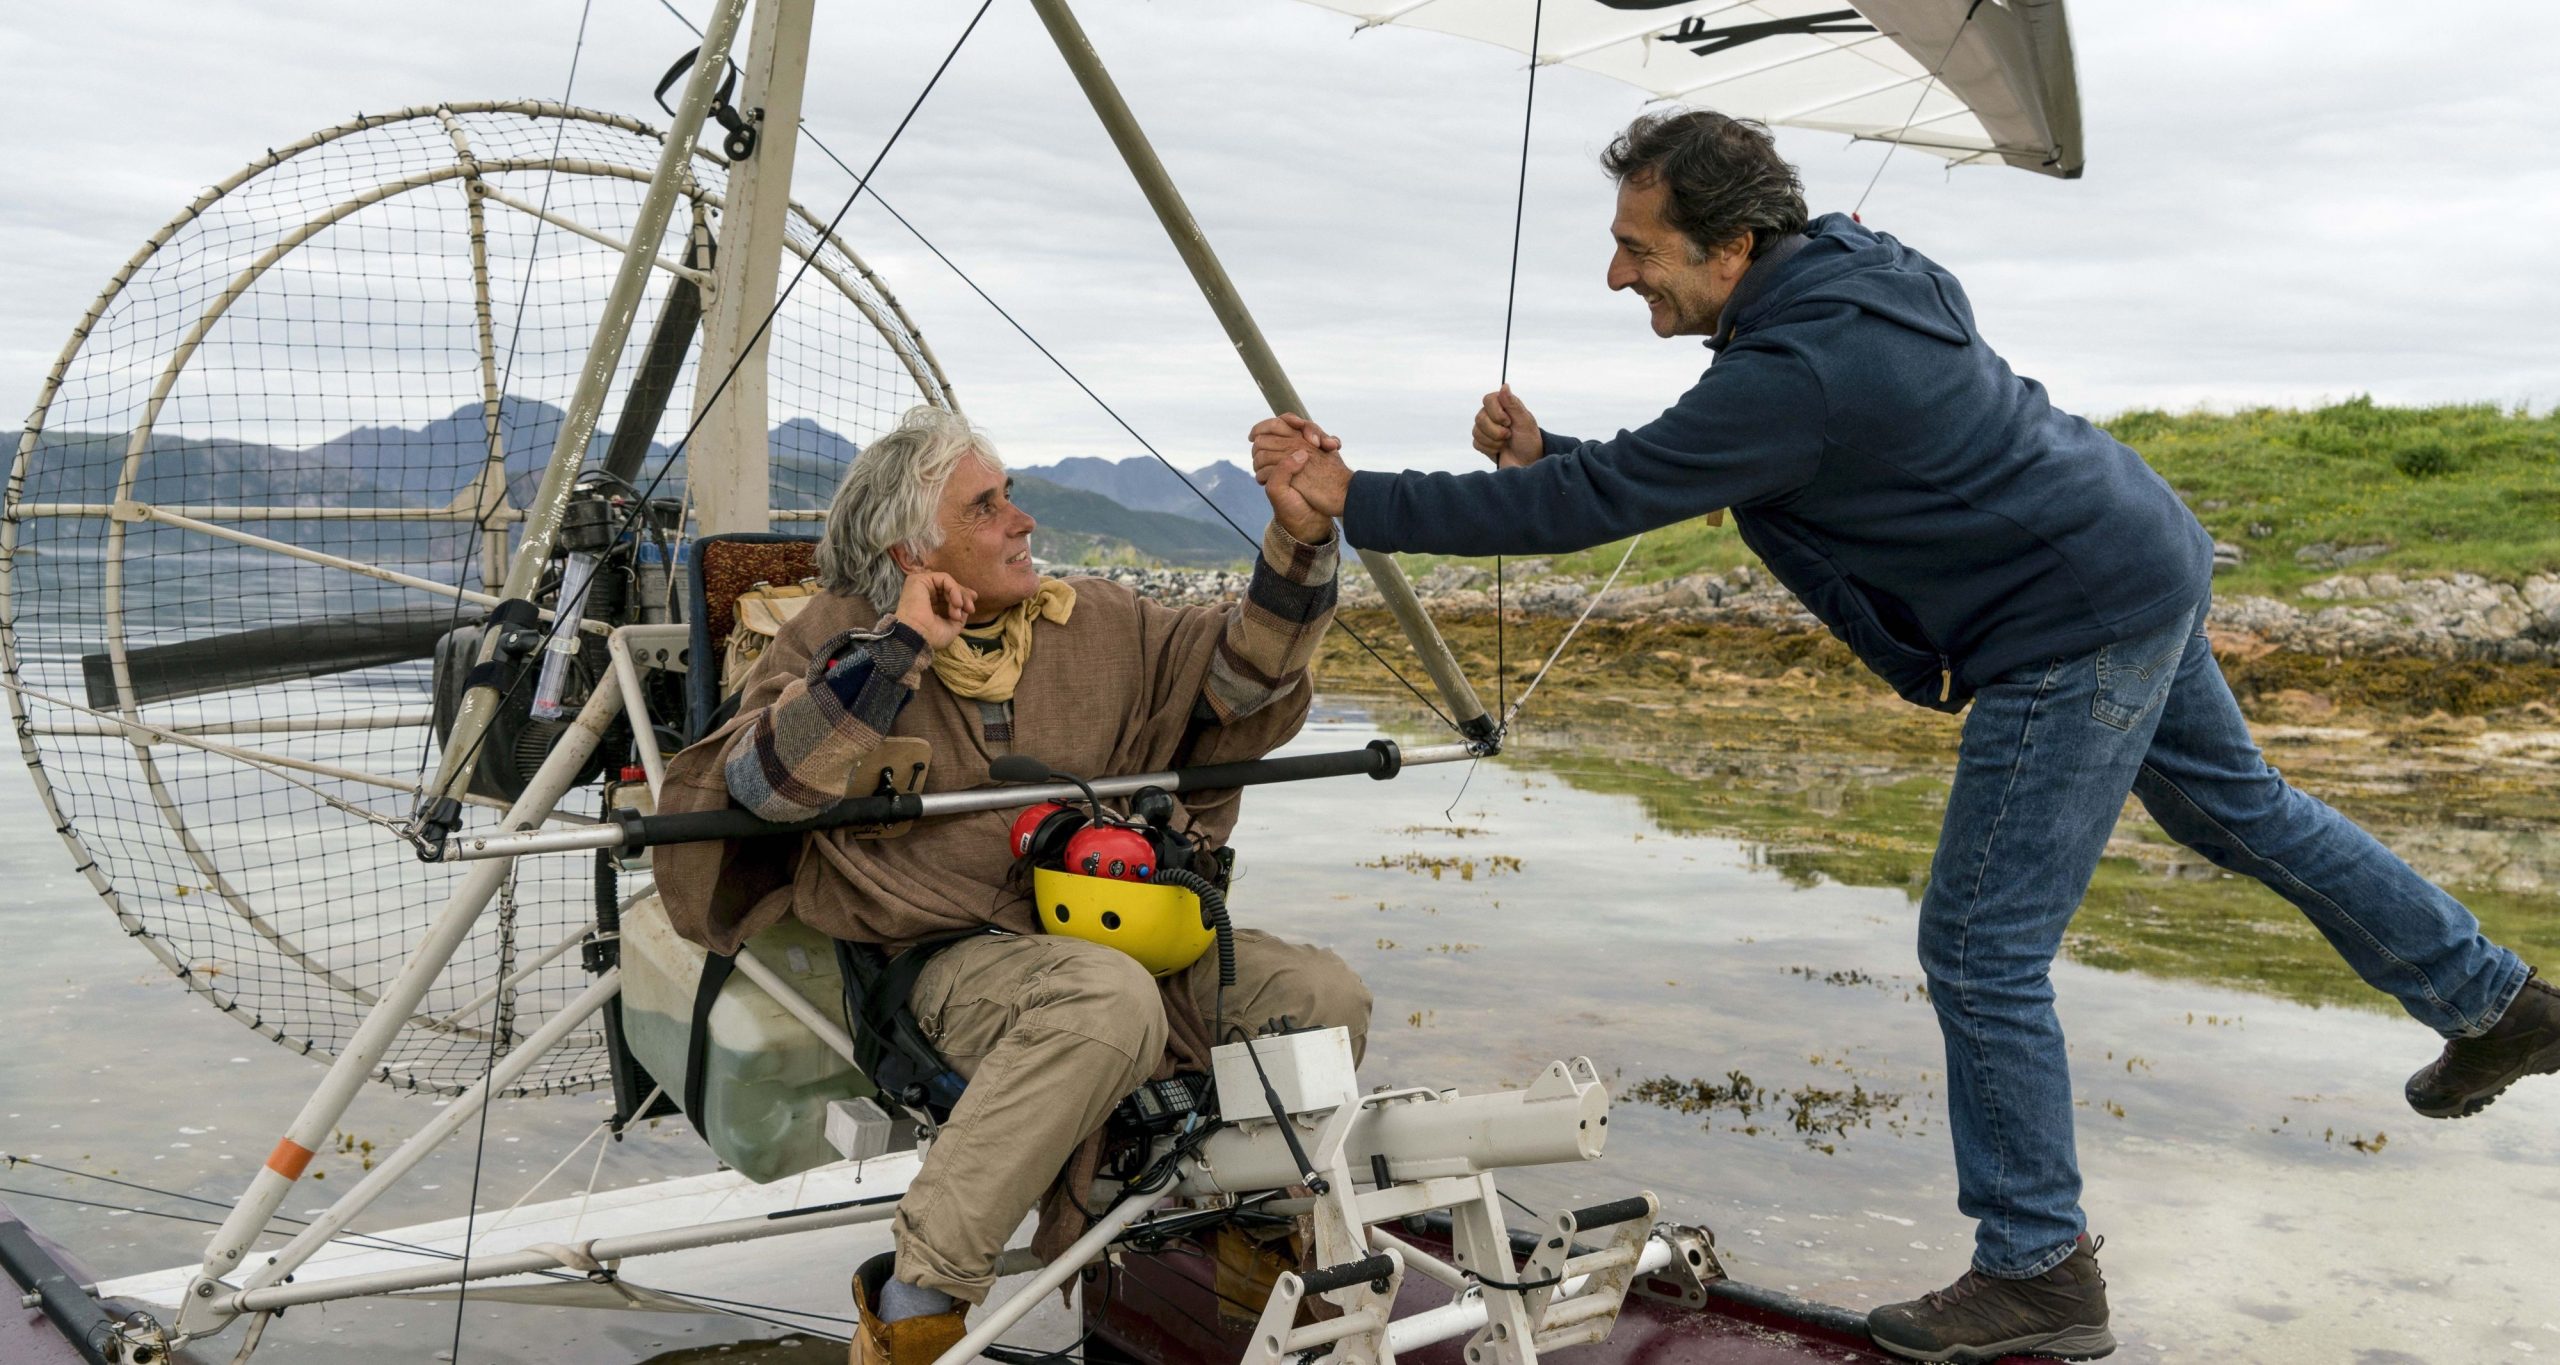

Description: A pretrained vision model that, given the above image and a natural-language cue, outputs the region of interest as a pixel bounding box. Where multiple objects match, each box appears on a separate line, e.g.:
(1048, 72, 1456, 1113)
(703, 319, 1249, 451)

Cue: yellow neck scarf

(928, 578, 1075, 703)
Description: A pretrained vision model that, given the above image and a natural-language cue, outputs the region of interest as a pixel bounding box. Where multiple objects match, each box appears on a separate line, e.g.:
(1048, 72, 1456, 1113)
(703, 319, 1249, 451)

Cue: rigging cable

(1491, 0, 1547, 730)
(448, 864, 517, 1363)
(435, 0, 997, 796)
(1853, 0, 1986, 218)
(644, 0, 1466, 737)
(419, 0, 601, 781)
(600, 0, 994, 543)
(1504, 533, 1639, 729)
(1, 1155, 870, 1340)
(1435, 0, 1546, 825)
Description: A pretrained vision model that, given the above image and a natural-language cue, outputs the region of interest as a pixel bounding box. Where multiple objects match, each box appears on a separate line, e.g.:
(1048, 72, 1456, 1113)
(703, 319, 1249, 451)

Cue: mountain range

(21, 400, 1269, 570)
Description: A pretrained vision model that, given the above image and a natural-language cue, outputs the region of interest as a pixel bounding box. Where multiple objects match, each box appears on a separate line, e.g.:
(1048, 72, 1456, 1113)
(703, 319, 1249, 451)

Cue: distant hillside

(19, 402, 1263, 576)
(1012, 474, 1249, 568)
(1397, 399, 2560, 600)
(1015, 454, 1268, 542)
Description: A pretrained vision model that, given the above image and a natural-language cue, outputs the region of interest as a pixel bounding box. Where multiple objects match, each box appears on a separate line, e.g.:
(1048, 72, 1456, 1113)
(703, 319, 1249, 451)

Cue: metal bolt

(194, 1282, 215, 1298)
(18, 1292, 40, 1309)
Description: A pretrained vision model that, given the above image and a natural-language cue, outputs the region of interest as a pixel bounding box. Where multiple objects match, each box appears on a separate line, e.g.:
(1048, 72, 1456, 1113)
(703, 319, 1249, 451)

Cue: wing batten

(1299, 0, 2084, 178)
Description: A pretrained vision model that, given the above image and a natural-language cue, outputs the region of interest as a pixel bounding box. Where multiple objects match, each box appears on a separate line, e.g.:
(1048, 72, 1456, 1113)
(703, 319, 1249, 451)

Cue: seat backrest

(684, 532, 821, 742)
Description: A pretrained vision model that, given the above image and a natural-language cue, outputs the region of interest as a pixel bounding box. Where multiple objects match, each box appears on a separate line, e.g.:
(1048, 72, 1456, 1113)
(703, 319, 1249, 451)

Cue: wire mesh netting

(3, 101, 951, 1097)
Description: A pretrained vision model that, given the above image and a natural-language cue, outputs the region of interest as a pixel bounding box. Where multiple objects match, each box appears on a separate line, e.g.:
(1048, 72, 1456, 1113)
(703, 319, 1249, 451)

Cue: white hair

(815, 405, 1002, 606)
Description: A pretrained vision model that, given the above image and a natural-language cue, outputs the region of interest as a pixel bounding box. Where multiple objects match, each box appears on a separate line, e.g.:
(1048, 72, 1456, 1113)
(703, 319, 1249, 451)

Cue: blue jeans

(1918, 596, 2528, 1277)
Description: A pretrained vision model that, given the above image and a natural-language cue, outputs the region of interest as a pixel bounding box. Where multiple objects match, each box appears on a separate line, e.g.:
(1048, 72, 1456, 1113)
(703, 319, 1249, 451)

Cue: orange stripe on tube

(266, 1138, 315, 1180)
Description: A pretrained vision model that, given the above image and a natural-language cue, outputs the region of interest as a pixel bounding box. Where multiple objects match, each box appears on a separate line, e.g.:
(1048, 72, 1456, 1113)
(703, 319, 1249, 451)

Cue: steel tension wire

(640, 5, 1465, 739)
(1441, 0, 1547, 824)
(417, 0, 600, 783)
(1853, 0, 1986, 218)
(1492, 0, 1548, 733)
(644, 0, 1467, 737)
(428, 0, 997, 808)
(839, 180, 1462, 735)
(602, 0, 998, 550)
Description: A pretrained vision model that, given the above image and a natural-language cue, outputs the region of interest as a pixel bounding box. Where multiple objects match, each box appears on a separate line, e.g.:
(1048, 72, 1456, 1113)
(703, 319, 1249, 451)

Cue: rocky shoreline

(1087, 560, 2560, 665)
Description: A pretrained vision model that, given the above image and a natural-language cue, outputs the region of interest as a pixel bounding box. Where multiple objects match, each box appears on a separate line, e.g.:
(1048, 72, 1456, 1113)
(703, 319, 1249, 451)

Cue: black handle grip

(987, 754, 1051, 784)
(620, 792, 922, 850)
(1566, 1197, 1652, 1232)
(1171, 739, 1399, 791)
(1297, 1253, 1397, 1297)
(614, 742, 1408, 851)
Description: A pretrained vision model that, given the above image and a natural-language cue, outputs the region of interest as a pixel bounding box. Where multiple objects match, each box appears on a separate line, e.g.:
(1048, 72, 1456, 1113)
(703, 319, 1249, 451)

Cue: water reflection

(1266, 696, 2560, 1363)
(7, 687, 2556, 1365)
(1451, 696, 2560, 1014)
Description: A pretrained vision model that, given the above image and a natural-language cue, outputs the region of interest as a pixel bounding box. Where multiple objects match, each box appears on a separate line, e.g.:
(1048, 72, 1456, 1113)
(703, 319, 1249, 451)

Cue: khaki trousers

(888, 928, 1370, 1302)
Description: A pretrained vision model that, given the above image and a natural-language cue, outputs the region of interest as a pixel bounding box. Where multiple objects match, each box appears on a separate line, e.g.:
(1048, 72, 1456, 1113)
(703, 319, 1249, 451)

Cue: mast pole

(416, 0, 751, 828)
(1025, 0, 1495, 742)
(692, 0, 817, 534)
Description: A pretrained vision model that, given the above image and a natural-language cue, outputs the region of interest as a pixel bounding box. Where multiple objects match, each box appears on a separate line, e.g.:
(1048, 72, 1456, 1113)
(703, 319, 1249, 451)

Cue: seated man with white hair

(653, 404, 1368, 1365)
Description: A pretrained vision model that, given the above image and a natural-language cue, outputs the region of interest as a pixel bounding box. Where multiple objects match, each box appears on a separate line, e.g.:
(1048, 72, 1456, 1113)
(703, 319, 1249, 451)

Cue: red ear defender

(1009, 802, 1084, 863)
(1063, 824, 1156, 883)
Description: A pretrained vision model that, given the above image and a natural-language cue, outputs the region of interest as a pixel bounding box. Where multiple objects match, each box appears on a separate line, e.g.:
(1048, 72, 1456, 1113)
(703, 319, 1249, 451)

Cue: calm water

(5, 694, 2557, 1362)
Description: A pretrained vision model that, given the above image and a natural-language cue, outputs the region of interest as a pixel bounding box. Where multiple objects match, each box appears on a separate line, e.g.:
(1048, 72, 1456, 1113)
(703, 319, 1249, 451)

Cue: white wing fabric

(1300, 0, 2083, 177)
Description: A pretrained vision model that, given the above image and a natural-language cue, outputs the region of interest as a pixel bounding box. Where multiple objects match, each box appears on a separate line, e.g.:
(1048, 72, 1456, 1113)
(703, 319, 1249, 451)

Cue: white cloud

(4, 0, 2553, 480)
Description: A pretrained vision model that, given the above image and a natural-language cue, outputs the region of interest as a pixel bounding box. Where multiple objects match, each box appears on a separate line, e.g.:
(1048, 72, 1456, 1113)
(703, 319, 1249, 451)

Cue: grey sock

(878, 1275, 956, 1323)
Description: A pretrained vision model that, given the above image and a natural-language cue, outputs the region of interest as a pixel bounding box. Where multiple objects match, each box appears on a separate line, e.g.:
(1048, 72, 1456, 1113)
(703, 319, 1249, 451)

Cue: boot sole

(1869, 1323, 2118, 1363)
(2407, 1041, 2560, 1119)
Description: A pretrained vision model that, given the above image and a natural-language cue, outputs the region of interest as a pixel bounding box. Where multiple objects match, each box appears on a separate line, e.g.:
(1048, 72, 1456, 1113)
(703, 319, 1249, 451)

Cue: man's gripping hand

(1250, 414, 1351, 526)
(1472, 385, 1545, 469)
(893, 570, 975, 651)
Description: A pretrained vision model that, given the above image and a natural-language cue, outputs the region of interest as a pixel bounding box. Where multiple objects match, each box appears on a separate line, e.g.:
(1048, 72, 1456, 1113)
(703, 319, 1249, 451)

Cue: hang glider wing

(1296, 0, 2083, 177)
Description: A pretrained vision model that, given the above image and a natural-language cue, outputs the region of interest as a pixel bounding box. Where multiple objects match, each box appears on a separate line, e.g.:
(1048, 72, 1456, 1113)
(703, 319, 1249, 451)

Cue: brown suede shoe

(851, 1252, 968, 1365)
(1867, 1234, 2116, 1363)
(2407, 970, 2560, 1119)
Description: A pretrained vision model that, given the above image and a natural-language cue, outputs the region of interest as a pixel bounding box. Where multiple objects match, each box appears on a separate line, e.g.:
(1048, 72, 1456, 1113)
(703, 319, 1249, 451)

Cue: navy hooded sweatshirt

(1340, 213, 2214, 713)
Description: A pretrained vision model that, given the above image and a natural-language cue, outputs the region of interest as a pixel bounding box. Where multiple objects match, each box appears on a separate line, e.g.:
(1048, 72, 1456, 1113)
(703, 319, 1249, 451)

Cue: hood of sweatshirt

(1712, 212, 1971, 352)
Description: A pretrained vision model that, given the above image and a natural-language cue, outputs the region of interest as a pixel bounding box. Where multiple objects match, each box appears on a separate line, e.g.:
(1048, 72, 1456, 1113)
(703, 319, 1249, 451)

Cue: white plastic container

(618, 893, 877, 1183)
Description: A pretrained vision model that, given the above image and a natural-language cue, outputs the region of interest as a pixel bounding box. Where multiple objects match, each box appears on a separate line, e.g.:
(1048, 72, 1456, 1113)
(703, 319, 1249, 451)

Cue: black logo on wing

(1653, 9, 1876, 57)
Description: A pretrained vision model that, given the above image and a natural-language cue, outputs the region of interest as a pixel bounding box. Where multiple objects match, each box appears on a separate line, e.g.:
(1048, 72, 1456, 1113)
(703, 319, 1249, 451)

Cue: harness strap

(836, 929, 995, 1121)
(680, 950, 740, 1137)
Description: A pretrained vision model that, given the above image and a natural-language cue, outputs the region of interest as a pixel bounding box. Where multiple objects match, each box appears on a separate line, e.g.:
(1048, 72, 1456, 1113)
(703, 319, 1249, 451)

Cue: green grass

(1384, 399, 2560, 599)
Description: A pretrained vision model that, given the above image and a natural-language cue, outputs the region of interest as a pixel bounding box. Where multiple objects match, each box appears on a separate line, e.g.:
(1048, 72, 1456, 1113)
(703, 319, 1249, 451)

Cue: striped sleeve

(720, 619, 927, 822)
(1202, 522, 1338, 725)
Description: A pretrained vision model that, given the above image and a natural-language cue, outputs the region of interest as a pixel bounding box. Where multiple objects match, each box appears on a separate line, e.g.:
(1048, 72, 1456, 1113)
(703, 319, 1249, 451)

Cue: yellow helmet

(1031, 867, 1213, 977)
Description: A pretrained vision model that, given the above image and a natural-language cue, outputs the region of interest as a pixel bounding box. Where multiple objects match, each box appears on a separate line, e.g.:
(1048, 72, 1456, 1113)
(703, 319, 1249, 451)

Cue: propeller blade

(83, 606, 474, 710)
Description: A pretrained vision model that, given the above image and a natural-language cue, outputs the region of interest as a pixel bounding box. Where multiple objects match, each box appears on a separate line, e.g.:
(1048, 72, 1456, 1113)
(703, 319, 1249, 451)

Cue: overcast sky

(4, 1, 2556, 477)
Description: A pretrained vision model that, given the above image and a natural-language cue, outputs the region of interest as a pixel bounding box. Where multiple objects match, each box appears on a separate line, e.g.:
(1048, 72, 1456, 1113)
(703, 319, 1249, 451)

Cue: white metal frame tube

(1381, 1236, 1675, 1355)
(228, 1188, 901, 1314)
(442, 742, 1485, 861)
(476, 182, 717, 288)
(692, 0, 816, 535)
(930, 1187, 1161, 1365)
(606, 623, 689, 795)
(732, 947, 860, 1067)
(426, 0, 751, 806)
(1025, 0, 1491, 739)
(175, 682, 625, 1335)
(239, 972, 625, 1293)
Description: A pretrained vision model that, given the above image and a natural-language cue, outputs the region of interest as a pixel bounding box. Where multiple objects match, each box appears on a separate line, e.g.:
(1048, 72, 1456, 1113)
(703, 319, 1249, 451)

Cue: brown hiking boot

(1867, 1234, 2115, 1363)
(851, 1252, 968, 1365)
(2407, 970, 2560, 1119)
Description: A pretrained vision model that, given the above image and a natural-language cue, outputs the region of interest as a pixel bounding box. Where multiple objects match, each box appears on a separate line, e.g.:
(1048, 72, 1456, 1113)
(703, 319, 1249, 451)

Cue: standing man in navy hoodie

(1251, 110, 2557, 1364)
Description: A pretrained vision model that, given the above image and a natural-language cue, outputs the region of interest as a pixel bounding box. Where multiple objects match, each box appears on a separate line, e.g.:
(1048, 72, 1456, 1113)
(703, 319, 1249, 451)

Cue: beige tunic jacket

(654, 543, 1326, 960)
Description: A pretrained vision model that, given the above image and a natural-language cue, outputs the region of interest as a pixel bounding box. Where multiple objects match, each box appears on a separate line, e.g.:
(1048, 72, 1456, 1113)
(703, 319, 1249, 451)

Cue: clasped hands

(1249, 385, 1547, 527)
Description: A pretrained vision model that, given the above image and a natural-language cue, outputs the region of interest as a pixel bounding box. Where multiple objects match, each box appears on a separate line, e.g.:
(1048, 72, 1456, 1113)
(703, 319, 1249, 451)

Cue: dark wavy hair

(1600, 110, 1808, 261)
